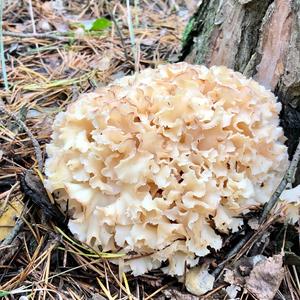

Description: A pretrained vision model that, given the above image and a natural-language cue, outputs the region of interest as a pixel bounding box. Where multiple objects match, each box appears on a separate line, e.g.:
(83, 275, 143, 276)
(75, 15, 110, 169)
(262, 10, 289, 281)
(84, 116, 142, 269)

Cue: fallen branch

(2, 30, 68, 41)
(106, 1, 130, 62)
(0, 0, 8, 90)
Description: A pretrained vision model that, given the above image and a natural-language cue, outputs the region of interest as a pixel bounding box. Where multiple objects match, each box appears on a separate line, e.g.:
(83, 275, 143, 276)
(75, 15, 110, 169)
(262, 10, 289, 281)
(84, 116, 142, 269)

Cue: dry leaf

(224, 269, 236, 285)
(224, 255, 266, 287)
(42, 0, 64, 13)
(91, 294, 107, 300)
(246, 254, 284, 300)
(37, 19, 52, 32)
(92, 53, 112, 71)
(0, 198, 23, 241)
(225, 284, 241, 299)
(161, 288, 199, 300)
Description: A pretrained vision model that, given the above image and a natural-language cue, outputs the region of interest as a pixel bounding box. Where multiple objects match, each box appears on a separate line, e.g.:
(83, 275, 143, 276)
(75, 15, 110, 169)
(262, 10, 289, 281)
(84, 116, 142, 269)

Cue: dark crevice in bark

(277, 1, 300, 156)
(180, 0, 219, 62)
(278, 85, 300, 157)
(234, 0, 273, 74)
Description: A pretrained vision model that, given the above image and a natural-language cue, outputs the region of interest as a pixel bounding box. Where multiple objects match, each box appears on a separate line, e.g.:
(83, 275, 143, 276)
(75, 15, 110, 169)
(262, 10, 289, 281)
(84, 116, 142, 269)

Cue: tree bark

(181, 0, 300, 157)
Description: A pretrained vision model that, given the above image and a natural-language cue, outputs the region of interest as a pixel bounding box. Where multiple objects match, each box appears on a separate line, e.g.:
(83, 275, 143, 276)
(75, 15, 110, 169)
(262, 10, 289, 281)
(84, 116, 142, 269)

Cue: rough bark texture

(181, 0, 300, 158)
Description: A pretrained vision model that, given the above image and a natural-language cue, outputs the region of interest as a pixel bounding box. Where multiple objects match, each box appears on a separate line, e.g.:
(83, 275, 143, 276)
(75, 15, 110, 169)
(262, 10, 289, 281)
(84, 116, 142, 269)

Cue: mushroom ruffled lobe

(45, 63, 289, 275)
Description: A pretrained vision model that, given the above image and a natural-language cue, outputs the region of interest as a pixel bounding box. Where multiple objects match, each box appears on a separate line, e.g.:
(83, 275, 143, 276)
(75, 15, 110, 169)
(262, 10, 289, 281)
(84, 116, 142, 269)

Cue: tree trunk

(181, 0, 300, 158)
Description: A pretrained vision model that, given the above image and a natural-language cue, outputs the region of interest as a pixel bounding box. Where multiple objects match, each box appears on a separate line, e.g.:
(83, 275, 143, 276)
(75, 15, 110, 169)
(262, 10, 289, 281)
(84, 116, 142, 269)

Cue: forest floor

(0, 1, 299, 300)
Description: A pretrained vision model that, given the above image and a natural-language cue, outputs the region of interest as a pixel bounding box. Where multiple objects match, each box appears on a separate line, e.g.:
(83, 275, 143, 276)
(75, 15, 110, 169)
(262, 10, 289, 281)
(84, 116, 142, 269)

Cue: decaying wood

(19, 170, 67, 229)
(182, 0, 300, 155)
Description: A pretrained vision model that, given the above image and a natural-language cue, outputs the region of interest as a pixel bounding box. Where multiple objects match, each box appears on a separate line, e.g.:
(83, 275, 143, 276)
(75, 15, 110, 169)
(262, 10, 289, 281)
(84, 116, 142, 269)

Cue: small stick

(212, 232, 251, 278)
(126, 0, 137, 70)
(260, 139, 300, 223)
(2, 30, 68, 41)
(106, 3, 130, 62)
(28, 0, 37, 34)
(0, 105, 43, 172)
(0, 211, 24, 247)
(0, 0, 8, 90)
(0, 181, 19, 217)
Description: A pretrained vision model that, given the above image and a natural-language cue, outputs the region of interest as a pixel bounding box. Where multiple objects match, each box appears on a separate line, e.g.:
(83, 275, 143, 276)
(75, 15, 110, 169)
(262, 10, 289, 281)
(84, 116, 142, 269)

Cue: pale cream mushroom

(45, 63, 289, 276)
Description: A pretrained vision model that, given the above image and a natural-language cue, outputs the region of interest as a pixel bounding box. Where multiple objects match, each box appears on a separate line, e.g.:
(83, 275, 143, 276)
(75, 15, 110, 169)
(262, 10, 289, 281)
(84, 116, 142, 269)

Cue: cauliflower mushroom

(44, 63, 289, 276)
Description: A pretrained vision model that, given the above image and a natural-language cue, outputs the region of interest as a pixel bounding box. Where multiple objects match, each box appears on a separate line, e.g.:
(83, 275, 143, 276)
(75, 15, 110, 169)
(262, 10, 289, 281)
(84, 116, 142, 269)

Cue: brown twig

(0, 105, 43, 172)
(2, 30, 68, 41)
(0, 181, 19, 217)
(202, 283, 227, 299)
(0, 232, 24, 266)
(106, 1, 130, 62)
(212, 232, 252, 278)
(0, 206, 27, 247)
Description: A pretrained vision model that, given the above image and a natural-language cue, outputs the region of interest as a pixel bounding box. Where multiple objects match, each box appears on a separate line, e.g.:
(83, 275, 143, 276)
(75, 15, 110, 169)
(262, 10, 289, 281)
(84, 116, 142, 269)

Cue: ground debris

(19, 170, 67, 228)
(224, 254, 284, 300)
(246, 254, 284, 300)
(158, 288, 199, 300)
